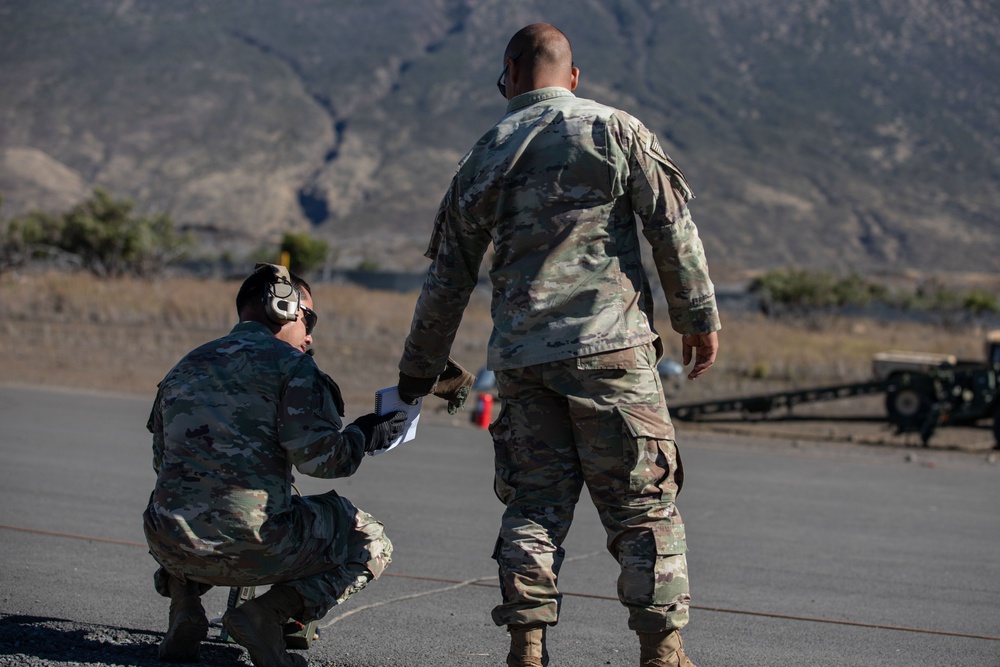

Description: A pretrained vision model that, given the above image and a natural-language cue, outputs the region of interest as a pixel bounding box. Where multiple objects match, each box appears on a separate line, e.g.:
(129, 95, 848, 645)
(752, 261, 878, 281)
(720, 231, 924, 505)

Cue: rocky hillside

(1, 0, 998, 277)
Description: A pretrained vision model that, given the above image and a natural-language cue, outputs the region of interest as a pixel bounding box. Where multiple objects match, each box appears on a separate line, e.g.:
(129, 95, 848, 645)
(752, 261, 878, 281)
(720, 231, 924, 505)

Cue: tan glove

(432, 357, 477, 415)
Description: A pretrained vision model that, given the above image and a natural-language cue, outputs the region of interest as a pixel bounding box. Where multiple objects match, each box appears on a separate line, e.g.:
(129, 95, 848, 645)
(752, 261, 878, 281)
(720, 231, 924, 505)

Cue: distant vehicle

(658, 358, 684, 377)
(472, 368, 496, 393)
(658, 358, 685, 396)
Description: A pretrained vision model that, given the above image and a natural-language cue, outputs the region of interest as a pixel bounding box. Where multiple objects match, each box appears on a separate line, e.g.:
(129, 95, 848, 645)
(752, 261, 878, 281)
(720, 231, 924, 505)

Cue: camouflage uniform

(400, 88, 720, 632)
(144, 321, 392, 622)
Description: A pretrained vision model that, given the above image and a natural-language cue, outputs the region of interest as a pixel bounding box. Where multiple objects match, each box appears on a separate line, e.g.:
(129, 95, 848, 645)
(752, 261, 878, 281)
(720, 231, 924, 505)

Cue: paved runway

(1, 383, 998, 666)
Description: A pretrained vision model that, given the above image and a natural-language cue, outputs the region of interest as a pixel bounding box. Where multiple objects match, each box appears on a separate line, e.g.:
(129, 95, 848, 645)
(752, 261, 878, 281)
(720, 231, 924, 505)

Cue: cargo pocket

(489, 401, 516, 505)
(650, 517, 689, 610)
(617, 404, 677, 501)
(652, 515, 687, 555)
(307, 371, 346, 427)
(615, 518, 688, 608)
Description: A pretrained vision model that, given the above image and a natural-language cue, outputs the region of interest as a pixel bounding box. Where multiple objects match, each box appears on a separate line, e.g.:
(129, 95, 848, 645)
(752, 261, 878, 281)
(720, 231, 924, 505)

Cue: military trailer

(878, 330, 1000, 444)
(671, 330, 1000, 447)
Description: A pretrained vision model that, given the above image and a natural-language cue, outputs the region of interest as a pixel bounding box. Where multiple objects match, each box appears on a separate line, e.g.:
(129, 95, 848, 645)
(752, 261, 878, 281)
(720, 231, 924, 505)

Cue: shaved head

(505, 23, 573, 72)
(501, 23, 578, 97)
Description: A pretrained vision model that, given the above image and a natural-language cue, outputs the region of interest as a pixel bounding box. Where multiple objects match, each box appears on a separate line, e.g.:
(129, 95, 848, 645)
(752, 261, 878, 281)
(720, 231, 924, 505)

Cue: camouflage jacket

(400, 87, 720, 376)
(145, 321, 365, 560)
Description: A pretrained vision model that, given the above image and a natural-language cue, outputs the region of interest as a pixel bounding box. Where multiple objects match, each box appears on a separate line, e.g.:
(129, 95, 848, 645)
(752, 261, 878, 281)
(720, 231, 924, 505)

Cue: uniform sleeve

(278, 359, 367, 478)
(621, 115, 721, 335)
(399, 174, 492, 378)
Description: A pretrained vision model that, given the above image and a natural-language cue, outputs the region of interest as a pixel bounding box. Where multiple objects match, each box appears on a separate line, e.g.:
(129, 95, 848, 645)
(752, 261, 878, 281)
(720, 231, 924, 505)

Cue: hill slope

(1, 0, 998, 276)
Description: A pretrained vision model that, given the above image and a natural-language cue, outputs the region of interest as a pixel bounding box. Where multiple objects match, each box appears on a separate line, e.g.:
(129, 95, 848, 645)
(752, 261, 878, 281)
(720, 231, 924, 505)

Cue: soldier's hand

(432, 358, 477, 415)
(351, 411, 408, 454)
(682, 331, 719, 380)
(397, 372, 437, 405)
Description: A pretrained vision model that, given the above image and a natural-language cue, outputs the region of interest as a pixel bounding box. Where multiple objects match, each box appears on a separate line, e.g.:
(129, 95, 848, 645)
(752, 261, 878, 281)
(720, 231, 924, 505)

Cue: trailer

(671, 331, 1000, 447)
(670, 379, 888, 420)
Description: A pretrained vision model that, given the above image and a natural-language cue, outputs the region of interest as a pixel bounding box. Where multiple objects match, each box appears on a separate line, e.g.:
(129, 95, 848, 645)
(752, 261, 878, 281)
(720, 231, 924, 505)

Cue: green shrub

(1, 188, 188, 276)
(963, 289, 1000, 316)
(749, 268, 998, 324)
(280, 231, 329, 275)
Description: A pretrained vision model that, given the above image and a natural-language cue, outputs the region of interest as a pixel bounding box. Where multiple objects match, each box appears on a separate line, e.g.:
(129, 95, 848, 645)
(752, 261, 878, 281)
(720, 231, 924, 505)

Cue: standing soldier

(395, 23, 721, 667)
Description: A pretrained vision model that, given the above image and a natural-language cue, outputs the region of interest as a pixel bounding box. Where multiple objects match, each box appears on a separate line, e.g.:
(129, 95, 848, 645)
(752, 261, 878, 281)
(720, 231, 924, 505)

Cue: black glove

(351, 410, 408, 455)
(397, 372, 437, 405)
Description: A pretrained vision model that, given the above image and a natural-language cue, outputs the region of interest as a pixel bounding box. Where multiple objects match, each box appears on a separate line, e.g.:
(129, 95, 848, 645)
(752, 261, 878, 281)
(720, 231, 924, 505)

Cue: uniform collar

(506, 86, 575, 114)
(232, 320, 272, 335)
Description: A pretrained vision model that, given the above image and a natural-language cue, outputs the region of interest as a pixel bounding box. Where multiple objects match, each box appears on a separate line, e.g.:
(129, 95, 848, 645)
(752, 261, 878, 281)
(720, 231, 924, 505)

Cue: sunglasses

(496, 52, 521, 98)
(300, 305, 318, 335)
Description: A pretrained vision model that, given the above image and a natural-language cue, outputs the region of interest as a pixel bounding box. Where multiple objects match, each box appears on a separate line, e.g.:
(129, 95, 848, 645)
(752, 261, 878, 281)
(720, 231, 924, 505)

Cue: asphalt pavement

(0, 383, 998, 667)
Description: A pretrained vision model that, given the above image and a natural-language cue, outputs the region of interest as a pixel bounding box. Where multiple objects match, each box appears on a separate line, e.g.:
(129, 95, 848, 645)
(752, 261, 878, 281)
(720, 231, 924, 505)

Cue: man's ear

(508, 56, 520, 91)
(569, 66, 579, 91)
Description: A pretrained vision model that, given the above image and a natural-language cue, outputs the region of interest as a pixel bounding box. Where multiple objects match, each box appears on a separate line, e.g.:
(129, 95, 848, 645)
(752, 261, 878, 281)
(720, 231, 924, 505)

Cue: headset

(255, 263, 300, 325)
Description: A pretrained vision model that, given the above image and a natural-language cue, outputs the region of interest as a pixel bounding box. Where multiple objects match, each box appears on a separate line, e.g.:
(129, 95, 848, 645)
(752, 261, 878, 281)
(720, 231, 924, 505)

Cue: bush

(749, 267, 997, 325)
(1, 189, 188, 276)
(963, 289, 1000, 316)
(749, 268, 877, 318)
(279, 232, 329, 275)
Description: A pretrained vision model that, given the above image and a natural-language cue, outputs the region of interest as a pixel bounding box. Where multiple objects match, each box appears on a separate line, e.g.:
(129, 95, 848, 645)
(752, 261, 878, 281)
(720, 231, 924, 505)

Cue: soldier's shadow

(0, 614, 247, 666)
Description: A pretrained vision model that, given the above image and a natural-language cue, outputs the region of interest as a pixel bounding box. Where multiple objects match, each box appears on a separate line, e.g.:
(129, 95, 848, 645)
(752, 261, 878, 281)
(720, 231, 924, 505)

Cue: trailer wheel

(885, 380, 933, 432)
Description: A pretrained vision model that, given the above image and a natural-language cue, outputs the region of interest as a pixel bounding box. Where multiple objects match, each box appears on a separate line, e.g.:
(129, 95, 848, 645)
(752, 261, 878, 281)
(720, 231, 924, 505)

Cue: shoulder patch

(646, 134, 670, 162)
(643, 133, 694, 202)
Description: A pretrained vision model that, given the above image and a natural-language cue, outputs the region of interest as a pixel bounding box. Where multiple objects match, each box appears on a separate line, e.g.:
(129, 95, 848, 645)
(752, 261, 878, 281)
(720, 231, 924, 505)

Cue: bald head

(501, 23, 578, 98)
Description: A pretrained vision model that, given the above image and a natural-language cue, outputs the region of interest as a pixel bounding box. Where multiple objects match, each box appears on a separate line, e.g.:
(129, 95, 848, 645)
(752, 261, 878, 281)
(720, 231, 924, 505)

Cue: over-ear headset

(255, 263, 300, 325)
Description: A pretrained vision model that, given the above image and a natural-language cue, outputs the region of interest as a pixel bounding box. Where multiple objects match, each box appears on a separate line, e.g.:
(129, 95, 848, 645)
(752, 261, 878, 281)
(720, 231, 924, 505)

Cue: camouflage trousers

(490, 343, 690, 633)
(149, 490, 391, 622)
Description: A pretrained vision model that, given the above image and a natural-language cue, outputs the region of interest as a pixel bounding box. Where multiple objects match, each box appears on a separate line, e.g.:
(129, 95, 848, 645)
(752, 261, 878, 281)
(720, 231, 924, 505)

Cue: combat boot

(222, 585, 308, 667)
(638, 630, 696, 667)
(158, 576, 209, 662)
(506, 623, 549, 667)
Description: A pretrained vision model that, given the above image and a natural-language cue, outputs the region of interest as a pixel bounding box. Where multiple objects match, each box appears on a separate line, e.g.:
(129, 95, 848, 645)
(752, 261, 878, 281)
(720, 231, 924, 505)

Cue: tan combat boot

(506, 623, 549, 667)
(222, 585, 308, 667)
(158, 576, 209, 662)
(638, 630, 696, 667)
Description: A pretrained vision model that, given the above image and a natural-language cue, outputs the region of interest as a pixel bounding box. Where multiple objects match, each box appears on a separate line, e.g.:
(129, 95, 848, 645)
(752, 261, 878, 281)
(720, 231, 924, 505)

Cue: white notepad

(371, 386, 421, 455)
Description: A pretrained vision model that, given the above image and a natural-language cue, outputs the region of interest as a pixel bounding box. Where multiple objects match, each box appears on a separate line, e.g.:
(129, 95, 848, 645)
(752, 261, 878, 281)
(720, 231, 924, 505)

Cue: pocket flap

(617, 403, 675, 441)
(653, 520, 687, 555)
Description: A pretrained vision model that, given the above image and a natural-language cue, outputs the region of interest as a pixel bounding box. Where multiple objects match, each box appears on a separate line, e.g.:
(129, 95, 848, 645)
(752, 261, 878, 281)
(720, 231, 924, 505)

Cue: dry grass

(0, 270, 991, 423)
(0, 270, 492, 415)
